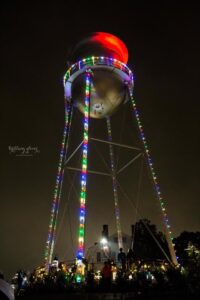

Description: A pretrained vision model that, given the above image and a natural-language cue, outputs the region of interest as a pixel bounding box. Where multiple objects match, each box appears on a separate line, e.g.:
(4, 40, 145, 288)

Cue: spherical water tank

(64, 32, 133, 119)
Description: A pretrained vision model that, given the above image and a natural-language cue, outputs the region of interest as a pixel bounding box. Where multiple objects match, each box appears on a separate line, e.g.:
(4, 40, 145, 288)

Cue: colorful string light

(64, 56, 133, 88)
(129, 91, 178, 266)
(107, 117, 123, 249)
(77, 70, 91, 261)
(44, 100, 73, 269)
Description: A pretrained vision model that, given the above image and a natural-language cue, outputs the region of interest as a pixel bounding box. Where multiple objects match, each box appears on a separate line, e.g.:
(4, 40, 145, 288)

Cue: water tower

(44, 32, 178, 271)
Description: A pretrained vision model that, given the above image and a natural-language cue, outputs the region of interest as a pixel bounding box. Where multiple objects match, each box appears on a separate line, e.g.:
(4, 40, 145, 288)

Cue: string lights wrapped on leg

(76, 71, 92, 274)
(44, 99, 73, 271)
(106, 117, 123, 250)
(129, 90, 178, 266)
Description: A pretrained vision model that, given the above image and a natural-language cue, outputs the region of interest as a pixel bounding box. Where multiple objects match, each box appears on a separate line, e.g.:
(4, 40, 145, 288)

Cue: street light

(100, 238, 108, 245)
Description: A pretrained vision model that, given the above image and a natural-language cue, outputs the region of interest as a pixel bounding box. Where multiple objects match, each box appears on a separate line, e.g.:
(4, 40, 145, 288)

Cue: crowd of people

(8, 248, 190, 299)
(0, 247, 198, 299)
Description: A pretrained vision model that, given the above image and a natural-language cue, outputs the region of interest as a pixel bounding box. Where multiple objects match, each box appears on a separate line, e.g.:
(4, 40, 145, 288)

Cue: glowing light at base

(77, 70, 91, 261)
(44, 101, 72, 268)
(107, 117, 123, 250)
(129, 92, 178, 266)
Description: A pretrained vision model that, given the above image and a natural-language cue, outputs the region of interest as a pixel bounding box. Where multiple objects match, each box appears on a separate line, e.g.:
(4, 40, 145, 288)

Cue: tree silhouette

(132, 219, 170, 260)
(174, 231, 200, 263)
(174, 232, 200, 296)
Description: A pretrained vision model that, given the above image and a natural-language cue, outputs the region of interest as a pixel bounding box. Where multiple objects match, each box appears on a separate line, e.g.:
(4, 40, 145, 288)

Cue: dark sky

(0, 1, 200, 279)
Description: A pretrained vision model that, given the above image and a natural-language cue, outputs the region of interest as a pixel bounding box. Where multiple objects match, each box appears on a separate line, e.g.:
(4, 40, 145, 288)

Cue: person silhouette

(127, 248, 134, 269)
(117, 248, 126, 271)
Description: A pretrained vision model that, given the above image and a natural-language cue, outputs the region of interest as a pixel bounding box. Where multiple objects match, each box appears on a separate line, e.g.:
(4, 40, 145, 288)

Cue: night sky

(0, 1, 199, 279)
